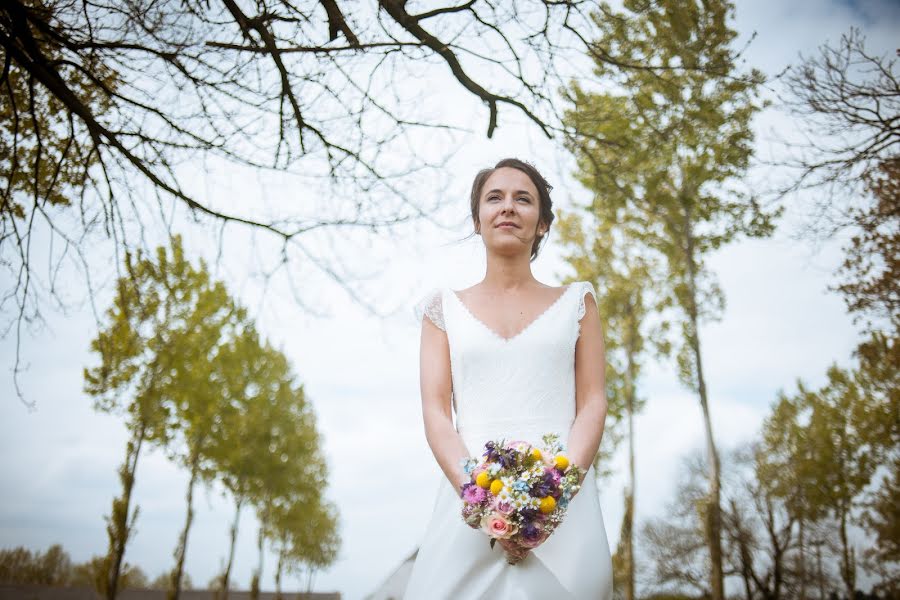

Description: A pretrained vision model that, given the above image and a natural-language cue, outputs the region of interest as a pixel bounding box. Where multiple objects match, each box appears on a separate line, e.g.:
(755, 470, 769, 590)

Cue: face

(476, 167, 544, 255)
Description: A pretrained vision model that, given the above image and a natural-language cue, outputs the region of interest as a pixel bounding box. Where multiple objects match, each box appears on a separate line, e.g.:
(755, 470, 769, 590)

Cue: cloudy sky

(1, 1, 898, 599)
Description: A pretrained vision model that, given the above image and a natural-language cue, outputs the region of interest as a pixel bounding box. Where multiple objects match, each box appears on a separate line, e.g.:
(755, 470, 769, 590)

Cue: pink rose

(480, 512, 519, 539)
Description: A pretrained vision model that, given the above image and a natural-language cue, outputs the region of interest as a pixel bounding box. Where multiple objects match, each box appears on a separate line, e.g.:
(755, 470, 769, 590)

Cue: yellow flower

(539, 496, 557, 514)
(476, 471, 492, 489)
(554, 454, 569, 470)
(490, 479, 504, 496)
(530, 448, 542, 461)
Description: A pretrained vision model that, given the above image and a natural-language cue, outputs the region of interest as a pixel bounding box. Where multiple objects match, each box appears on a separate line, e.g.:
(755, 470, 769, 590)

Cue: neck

(482, 251, 538, 292)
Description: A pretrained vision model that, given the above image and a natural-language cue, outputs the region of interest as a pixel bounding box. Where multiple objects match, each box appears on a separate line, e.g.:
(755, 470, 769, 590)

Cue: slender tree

(564, 2, 777, 596)
(166, 283, 246, 600)
(212, 330, 326, 599)
(210, 325, 270, 600)
(246, 358, 335, 598)
(557, 208, 665, 599)
(269, 498, 340, 598)
(90, 235, 256, 600)
(85, 235, 223, 600)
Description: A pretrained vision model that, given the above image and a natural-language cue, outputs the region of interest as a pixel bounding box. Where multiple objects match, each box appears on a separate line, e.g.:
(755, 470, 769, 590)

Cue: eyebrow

(486, 188, 534, 197)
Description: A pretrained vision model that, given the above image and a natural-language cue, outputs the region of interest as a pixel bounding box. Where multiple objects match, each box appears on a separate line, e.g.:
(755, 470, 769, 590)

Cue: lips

(496, 222, 519, 228)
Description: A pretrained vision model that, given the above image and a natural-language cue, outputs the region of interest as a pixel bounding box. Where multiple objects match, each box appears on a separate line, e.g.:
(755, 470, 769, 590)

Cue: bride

(405, 158, 614, 599)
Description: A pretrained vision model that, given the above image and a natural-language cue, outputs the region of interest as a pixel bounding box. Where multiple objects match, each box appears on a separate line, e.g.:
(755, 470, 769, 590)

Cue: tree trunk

(684, 213, 724, 600)
(221, 496, 243, 600)
(169, 450, 200, 600)
(106, 421, 146, 600)
(624, 314, 638, 600)
(728, 499, 754, 600)
(251, 520, 264, 600)
(274, 547, 284, 600)
(798, 517, 807, 600)
(814, 540, 825, 600)
(759, 495, 787, 600)
(838, 504, 856, 600)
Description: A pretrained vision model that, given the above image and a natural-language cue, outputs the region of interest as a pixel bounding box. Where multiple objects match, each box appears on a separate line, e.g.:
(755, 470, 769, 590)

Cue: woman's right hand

(498, 538, 530, 564)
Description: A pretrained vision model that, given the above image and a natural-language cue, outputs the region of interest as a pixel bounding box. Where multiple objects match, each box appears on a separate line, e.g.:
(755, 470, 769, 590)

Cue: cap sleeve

(574, 281, 597, 322)
(574, 281, 597, 339)
(414, 288, 446, 331)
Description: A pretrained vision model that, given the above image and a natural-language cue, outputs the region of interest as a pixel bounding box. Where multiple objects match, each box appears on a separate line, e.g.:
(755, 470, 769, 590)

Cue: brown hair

(469, 158, 554, 262)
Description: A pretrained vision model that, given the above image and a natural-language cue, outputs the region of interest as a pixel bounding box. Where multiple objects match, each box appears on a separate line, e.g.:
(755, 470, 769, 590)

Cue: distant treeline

(0, 544, 191, 590)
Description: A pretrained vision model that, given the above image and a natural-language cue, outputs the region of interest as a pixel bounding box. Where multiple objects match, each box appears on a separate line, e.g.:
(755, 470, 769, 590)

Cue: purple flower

(519, 522, 546, 548)
(519, 507, 540, 521)
(462, 483, 488, 504)
(521, 522, 543, 542)
(483, 441, 501, 462)
(483, 440, 520, 469)
(547, 468, 562, 485)
(531, 469, 563, 498)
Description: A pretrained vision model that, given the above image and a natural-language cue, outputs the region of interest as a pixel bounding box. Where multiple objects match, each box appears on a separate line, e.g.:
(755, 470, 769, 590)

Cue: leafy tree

(162, 272, 247, 600)
(84, 234, 228, 600)
(557, 207, 665, 599)
(249, 374, 337, 598)
(210, 329, 328, 599)
(564, 2, 777, 597)
(726, 444, 802, 600)
(269, 498, 340, 599)
(861, 455, 900, 597)
(834, 157, 899, 331)
(0, 545, 147, 591)
(763, 345, 897, 600)
(0, 544, 70, 585)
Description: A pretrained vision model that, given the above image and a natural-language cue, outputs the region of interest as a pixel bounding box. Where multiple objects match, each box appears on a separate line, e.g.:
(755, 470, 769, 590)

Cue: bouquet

(458, 433, 584, 565)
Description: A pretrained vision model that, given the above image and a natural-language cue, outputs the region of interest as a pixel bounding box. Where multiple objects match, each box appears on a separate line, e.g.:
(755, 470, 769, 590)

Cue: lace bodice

(414, 282, 597, 453)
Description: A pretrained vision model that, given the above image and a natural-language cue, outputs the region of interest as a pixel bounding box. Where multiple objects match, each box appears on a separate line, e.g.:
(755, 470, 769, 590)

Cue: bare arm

(567, 291, 609, 479)
(420, 314, 471, 496)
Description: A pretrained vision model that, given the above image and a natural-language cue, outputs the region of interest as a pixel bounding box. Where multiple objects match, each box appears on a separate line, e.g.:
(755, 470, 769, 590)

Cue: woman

(405, 158, 614, 599)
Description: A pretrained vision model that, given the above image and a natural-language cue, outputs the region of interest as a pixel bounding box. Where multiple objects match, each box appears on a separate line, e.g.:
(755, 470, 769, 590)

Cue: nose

(500, 194, 517, 214)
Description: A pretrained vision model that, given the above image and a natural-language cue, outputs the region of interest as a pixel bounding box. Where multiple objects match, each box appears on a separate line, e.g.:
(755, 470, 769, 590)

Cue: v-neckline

(448, 283, 574, 343)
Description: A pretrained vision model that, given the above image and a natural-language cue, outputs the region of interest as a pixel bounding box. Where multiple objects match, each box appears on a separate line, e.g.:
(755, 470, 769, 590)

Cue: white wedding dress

(405, 281, 614, 600)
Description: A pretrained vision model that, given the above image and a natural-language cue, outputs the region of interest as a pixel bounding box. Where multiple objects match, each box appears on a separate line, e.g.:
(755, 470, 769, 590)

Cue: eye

(517, 197, 531, 203)
(487, 195, 500, 202)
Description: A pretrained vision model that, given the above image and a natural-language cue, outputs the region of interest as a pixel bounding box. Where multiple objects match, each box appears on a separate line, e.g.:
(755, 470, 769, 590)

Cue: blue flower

(512, 479, 530, 492)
